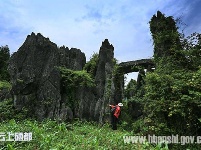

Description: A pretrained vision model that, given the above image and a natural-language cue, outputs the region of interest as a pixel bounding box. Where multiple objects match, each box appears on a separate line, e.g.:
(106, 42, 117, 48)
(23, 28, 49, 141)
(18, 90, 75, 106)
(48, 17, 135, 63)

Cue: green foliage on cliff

(149, 11, 181, 59)
(59, 67, 95, 110)
(0, 45, 10, 81)
(0, 80, 11, 90)
(149, 11, 191, 71)
(59, 67, 95, 88)
(84, 53, 99, 78)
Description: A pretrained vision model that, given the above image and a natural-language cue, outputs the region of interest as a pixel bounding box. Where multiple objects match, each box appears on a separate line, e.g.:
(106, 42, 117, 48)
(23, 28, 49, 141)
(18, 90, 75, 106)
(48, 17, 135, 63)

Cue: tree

(124, 79, 137, 99)
(180, 32, 201, 70)
(83, 53, 99, 78)
(0, 45, 10, 81)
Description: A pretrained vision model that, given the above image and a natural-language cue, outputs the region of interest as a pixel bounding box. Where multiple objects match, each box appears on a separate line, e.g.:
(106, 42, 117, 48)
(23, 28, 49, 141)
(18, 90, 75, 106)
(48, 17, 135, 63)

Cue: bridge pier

(113, 59, 155, 102)
(113, 71, 124, 104)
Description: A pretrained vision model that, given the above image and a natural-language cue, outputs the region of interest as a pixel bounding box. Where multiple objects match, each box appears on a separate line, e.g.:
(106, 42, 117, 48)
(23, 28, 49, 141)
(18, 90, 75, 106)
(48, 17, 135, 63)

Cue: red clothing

(111, 105, 121, 118)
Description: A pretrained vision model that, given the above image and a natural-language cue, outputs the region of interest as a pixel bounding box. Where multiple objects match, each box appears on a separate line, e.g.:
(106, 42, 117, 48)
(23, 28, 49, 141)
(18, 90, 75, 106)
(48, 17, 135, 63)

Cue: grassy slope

(0, 119, 159, 150)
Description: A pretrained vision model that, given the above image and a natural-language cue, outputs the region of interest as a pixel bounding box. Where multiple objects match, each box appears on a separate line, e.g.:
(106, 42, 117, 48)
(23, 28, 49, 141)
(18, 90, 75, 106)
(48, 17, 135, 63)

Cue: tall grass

(0, 119, 162, 150)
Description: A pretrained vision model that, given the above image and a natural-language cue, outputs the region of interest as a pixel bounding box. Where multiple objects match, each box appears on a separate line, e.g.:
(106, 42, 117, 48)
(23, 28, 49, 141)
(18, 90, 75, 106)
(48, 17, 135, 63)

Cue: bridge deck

(118, 59, 155, 73)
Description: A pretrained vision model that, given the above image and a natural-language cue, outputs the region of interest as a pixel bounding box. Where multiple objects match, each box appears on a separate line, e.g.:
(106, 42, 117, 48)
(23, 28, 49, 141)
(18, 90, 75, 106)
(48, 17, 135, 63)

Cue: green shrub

(59, 67, 95, 88)
(0, 99, 28, 121)
(0, 45, 10, 81)
(143, 68, 201, 136)
(84, 53, 99, 78)
(0, 81, 11, 90)
(59, 67, 95, 110)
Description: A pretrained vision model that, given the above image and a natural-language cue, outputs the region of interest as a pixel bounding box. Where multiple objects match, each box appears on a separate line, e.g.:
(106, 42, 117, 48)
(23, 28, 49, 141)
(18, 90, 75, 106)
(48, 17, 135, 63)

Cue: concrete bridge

(113, 58, 155, 103)
(118, 59, 155, 74)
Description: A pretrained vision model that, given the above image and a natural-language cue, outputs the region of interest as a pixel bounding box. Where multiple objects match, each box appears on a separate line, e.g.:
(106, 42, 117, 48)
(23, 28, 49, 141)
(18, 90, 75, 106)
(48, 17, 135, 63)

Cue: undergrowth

(0, 119, 163, 150)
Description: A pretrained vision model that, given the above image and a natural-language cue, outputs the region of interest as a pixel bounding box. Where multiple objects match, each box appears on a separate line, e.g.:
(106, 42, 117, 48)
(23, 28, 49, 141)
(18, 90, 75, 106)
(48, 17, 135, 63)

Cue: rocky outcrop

(8, 33, 117, 123)
(76, 86, 96, 120)
(150, 11, 181, 59)
(8, 32, 86, 121)
(95, 39, 114, 98)
(8, 32, 152, 123)
(59, 46, 86, 70)
(94, 39, 115, 123)
(75, 39, 115, 123)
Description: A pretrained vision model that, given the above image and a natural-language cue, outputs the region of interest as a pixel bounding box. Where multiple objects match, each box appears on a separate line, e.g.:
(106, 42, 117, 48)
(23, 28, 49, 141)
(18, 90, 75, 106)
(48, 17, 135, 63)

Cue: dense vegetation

(59, 67, 95, 112)
(83, 53, 99, 78)
(144, 10, 201, 133)
(123, 11, 201, 149)
(0, 46, 10, 81)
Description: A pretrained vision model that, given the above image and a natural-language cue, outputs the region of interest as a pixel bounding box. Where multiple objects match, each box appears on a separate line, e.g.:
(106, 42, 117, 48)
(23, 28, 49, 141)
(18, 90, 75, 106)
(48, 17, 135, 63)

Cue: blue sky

(1, 0, 201, 83)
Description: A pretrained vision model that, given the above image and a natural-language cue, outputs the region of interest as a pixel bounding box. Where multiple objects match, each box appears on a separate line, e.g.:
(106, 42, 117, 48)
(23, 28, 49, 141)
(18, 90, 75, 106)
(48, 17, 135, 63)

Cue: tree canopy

(0, 45, 10, 81)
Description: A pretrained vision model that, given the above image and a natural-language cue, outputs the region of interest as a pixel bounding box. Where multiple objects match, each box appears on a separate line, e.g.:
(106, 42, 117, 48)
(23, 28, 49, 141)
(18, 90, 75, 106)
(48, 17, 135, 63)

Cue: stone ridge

(8, 32, 86, 121)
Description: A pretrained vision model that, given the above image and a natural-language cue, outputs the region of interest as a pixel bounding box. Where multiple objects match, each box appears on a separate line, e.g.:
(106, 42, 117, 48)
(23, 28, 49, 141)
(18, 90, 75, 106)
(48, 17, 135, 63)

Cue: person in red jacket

(109, 103, 123, 130)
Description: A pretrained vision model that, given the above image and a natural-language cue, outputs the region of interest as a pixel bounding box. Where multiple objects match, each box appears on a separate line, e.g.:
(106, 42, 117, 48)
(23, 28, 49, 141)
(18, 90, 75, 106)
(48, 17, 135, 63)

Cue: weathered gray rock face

(59, 46, 86, 70)
(94, 39, 115, 123)
(68, 39, 115, 123)
(95, 39, 114, 98)
(8, 32, 86, 121)
(8, 33, 118, 123)
(76, 86, 96, 120)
